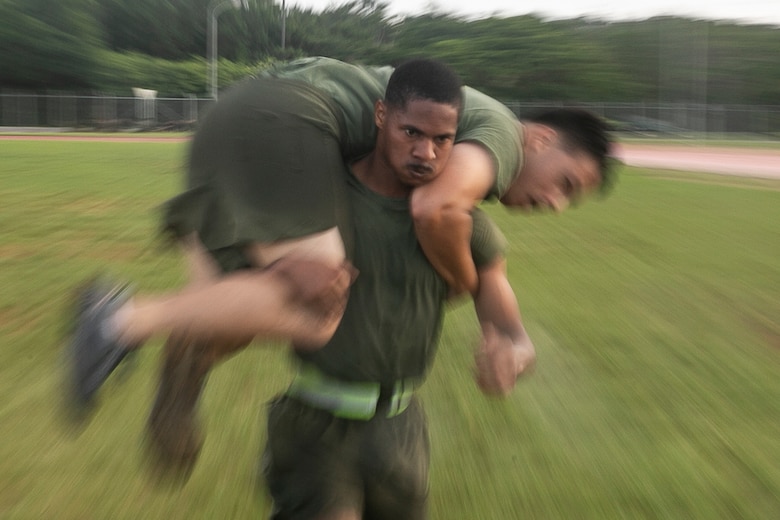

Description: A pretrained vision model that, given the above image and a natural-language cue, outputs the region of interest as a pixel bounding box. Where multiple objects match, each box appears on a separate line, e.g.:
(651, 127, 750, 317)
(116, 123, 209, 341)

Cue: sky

(286, 0, 780, 26)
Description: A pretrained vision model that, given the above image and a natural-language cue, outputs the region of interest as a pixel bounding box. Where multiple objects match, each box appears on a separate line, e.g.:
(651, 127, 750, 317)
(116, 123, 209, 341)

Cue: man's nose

(412, 139, 435, 161)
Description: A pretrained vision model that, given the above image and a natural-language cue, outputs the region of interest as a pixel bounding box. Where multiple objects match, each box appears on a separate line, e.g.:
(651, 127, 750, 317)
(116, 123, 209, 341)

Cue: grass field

(1, 139, 778, 519)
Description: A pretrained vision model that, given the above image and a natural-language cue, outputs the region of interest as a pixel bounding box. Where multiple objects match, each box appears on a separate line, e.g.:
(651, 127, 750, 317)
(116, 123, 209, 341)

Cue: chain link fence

(504, 101, 780, 138)
(0, 92, 207, 131)
(2, 91, 779, 138)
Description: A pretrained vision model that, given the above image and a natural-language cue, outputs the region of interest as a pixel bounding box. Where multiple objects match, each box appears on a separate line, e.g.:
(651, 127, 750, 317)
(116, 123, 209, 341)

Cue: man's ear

(374, 99, 387, 129)
(526, 123, 558, 152)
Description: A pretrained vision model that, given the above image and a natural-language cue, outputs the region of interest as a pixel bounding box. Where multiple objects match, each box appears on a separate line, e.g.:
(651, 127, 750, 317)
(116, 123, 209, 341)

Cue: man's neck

(352, 153, 412, 199)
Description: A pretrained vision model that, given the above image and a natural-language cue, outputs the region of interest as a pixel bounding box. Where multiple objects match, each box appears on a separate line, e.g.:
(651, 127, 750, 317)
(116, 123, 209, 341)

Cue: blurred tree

(236, 0, 286, 61)
(583, 19, 664, 103)
(0, 0, 103, 89)
(98, 0, 207, 59)
(95, 0, 276, 61)
(283, 0, 395, 61)
(587, 17, 780, 106)
(1, 0, 778, 105)
(370, 14, 631, 101)
(706, 22, 780, 105)
(90, 50, 268, 95)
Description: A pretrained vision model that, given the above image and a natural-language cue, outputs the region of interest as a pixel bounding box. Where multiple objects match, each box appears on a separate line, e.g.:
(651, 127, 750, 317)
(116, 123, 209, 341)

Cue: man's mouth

(408, 163, 434, 176)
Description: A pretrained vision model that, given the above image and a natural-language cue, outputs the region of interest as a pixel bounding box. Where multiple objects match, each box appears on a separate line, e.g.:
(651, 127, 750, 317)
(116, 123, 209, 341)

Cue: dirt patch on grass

(741, 312, 780, 351)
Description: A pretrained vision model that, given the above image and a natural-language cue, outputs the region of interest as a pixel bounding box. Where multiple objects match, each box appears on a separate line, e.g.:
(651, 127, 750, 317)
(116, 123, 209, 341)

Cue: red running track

(617, 143, 780, 179)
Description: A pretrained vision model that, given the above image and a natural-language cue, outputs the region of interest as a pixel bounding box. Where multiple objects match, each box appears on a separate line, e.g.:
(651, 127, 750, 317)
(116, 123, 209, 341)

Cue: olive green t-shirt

(261, 57, 391, 160)
(262, 57, 523, 198)
(298, 169, 507, 385)
(458, 86, 524, 199)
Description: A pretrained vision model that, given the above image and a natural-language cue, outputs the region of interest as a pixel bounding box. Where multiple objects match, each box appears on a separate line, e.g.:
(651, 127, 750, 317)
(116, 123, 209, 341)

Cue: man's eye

(404, 128, 417, 137)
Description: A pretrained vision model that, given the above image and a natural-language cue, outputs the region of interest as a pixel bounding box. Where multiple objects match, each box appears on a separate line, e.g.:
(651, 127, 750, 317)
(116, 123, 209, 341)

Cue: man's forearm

(473, 259, 525, 341)
(473, 259, 536, 395)
(410, 142, 496, 296)
(414, 206, 478, 296)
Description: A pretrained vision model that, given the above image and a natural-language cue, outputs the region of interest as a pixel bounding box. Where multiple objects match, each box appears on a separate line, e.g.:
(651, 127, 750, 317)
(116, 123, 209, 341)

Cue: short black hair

(525, 108, 617, 194)
(384, 58, 463, 114)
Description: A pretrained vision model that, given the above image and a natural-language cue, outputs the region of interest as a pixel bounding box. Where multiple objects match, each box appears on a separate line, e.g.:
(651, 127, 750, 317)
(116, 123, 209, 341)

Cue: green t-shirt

(298, 168, 507, 385)
(262, 57, 392, 160)
(458, 87, 524, 199)
(263, 57, 523, 198)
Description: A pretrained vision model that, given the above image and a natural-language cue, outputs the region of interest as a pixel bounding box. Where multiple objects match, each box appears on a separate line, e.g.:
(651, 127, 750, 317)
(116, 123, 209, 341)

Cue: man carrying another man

(66, 57, 615, 518)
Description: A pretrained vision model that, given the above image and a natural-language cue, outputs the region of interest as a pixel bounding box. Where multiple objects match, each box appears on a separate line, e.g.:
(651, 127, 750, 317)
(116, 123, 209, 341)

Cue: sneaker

(66, 277, 134, 413)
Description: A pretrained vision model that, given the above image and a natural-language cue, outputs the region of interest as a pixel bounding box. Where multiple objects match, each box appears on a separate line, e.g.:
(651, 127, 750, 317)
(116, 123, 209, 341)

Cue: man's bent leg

(145, 232, 350, 478)
(112, 228, 351, 350)
(145, 334, 228, 480)
(67, 228, 350, 419)
(145, 236, 243, 479)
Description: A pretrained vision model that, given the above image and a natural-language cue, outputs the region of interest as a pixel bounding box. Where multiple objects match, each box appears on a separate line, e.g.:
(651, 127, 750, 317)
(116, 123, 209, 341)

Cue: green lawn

(1, 140, 778, 519)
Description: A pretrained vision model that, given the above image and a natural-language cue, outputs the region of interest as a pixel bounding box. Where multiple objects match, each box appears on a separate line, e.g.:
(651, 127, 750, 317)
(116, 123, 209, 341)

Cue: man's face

(374, 98, 459, 189)
(501, 134, 601, 212)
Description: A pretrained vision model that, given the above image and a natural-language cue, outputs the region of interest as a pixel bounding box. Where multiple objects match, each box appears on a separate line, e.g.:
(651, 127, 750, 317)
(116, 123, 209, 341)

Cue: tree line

(1, 0, 778, 104)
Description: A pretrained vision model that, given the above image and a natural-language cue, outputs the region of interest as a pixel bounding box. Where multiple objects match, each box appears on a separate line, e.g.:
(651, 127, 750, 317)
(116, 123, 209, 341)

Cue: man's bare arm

(472, 258, 536, 396)
(410, 142, 496, 296)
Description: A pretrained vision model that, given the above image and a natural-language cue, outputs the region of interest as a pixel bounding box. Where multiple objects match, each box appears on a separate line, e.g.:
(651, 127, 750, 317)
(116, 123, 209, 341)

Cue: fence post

(132, 88, 158, 128)
(187, 94, 198, 124)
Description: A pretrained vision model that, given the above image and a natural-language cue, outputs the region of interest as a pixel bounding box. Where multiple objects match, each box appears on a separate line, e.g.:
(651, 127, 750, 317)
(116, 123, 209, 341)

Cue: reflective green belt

(286, 363, 417, 420)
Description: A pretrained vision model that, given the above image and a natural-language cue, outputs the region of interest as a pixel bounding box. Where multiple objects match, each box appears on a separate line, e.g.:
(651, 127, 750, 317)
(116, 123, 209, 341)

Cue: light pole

(208, 0, 247, 100)
(281, 0, 286, 50)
